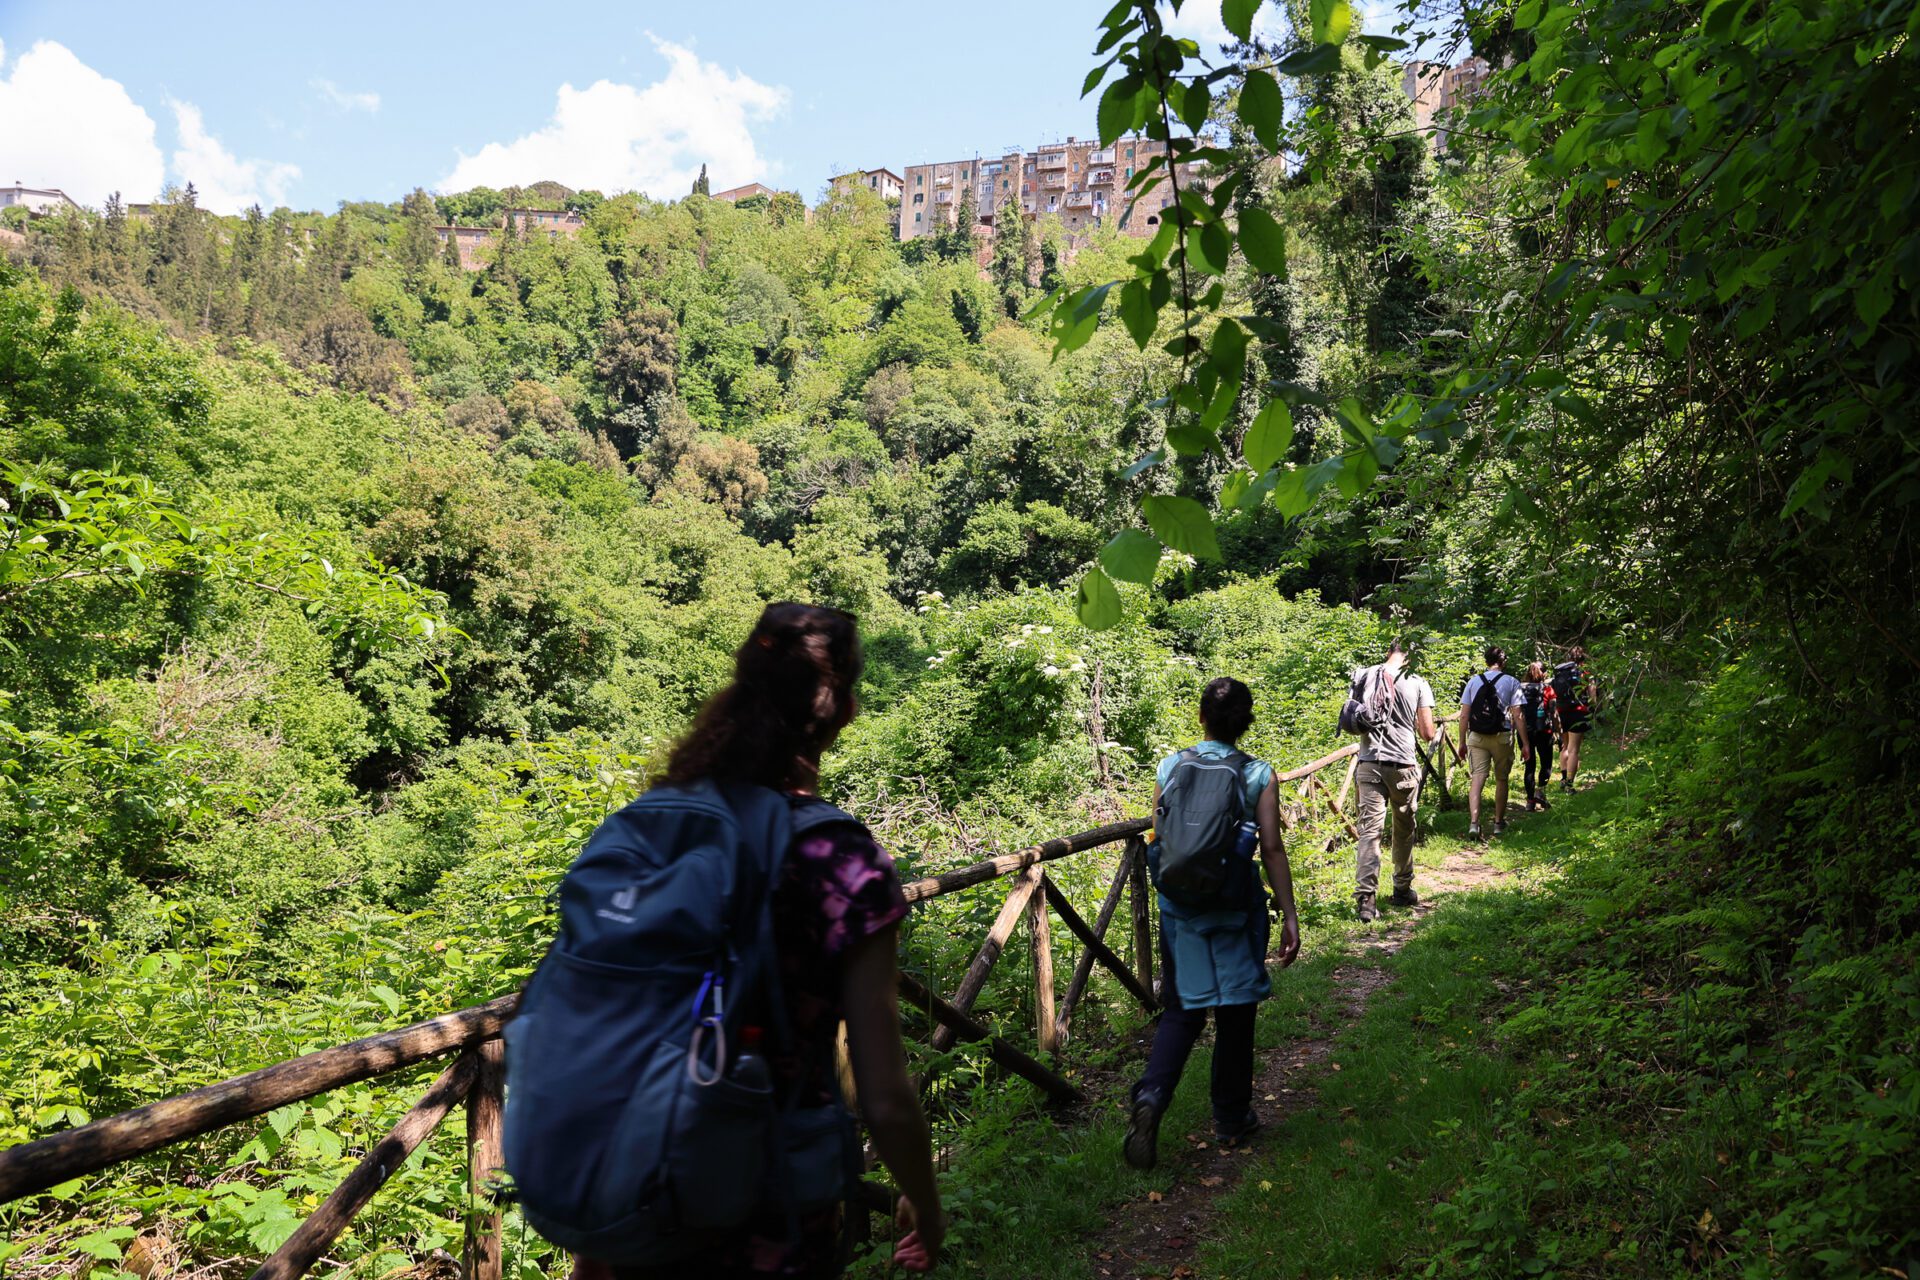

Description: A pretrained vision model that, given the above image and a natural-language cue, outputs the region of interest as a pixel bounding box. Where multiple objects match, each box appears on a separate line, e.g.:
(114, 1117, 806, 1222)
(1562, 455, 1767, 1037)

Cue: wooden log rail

(0, 733, 1427, 1279)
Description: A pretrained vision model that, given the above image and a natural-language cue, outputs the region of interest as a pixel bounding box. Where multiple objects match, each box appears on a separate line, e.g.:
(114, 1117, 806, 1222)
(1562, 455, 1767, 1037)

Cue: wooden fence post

(1057, 851, 1136, 1044)
(930, 865, 1044, 1052)
(1029, 876, 1057, 1057)
(464, 1038, 506, 1280)
(1126, 836, 1155, 1002)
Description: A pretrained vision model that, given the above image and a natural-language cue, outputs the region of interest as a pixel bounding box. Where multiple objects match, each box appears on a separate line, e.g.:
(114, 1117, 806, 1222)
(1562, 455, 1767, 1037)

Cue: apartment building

(711, 182, 777, 204)
(898, 133, 1204, 244)
(1402, 58, 1491, 146)
(831, 168, 904, 201)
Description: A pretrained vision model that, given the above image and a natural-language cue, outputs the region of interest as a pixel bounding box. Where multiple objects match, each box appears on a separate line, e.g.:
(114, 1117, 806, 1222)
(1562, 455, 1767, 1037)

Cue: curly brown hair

(657, 602, 864, 790)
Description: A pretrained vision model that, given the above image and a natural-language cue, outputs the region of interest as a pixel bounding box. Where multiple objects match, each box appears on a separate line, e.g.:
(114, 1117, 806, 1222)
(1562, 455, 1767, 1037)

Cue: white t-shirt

(1461, 669, 1525, 733)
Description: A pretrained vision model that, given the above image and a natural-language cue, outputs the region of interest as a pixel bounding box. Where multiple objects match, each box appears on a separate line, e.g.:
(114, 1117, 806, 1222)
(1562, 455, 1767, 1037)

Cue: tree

(692, 164, 710, 197)
(595, 304, 679, 456)
(990, 194, 1029, 316)
(395, 188, 441, 280)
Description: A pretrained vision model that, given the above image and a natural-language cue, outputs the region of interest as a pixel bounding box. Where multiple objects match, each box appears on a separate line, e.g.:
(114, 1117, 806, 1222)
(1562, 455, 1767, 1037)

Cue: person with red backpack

(1553, 644, 1599, 792)
(507, 604, 944, 1278)
(1519, 661, 1560, 811)
(1123, 678, 1302, 1171)
(1455, 646, 1530, 839)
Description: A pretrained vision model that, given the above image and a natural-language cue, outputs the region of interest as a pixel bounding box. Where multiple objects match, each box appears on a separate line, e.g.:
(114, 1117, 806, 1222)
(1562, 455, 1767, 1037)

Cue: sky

(0, 0, 1402, 215)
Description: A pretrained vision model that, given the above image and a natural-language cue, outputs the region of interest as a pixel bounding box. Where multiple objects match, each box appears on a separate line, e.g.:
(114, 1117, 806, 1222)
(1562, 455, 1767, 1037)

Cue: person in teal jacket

(1124, 678, 1302, 1169)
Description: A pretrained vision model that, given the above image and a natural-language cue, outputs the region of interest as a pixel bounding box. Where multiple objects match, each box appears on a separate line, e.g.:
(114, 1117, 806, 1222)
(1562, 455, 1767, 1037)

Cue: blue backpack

(502, 779, 861, 1265)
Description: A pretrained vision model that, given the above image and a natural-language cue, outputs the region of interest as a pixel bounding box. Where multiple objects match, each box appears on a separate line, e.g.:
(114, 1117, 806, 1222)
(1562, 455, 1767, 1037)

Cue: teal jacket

(1153, 742, 1275, 1009)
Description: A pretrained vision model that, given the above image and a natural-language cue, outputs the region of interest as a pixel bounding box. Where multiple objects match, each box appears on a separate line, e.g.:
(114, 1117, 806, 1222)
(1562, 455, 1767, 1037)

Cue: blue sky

(0, 0, 1308, 214)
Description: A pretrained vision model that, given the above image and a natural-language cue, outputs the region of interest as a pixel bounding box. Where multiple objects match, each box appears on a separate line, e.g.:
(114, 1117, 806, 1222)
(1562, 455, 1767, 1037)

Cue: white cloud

(1163, 1, 1289, 50)
(313, 77, 380, 114)
(0, 38, 165, 207)
(441, 37, 787, 197)
(169, 100, 300, 213)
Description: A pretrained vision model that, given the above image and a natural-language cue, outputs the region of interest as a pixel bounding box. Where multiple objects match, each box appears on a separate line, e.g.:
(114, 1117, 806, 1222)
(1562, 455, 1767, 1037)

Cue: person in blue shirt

(1124, 678, 1302, 1170)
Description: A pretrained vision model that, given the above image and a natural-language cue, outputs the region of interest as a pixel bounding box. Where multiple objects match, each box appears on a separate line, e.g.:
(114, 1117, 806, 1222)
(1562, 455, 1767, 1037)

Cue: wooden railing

(0, 729, 1457, 1276)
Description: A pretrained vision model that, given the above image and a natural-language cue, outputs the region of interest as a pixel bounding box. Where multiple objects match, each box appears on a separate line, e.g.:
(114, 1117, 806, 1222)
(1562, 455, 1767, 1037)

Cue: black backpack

(1151, 749, 1253, 909)
(1466, 673, 1509, 735)
(1338, 666, 1385, 735)
(1552, 660, 1584, 711)
(1522, 681, 1552, 735)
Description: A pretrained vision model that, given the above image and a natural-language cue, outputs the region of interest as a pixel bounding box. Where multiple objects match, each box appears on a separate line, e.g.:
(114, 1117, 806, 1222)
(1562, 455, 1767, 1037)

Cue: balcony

(935, 190, 953, 203)
(934, 173, 952, 186)
(1089, 169, 1115, 186)
(1037, 152, 1068, 169)
(1089, 149, 1115, 165)
(1041, 172, 1067, 188)
(1065, 191, 1092, 208)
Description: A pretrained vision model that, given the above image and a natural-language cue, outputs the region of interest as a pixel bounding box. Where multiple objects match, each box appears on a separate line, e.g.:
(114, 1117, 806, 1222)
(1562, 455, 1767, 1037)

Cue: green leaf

(371, 984, 403, 1016)
(1309, 0, 1353, 46)
(1270, 468, 1311, 519)
(1100, 529, 1163, 584)
(1240, 70, 1283, 152)
(1076, 567, 1124, 630)
(1239, 207, 1287, 275)
(1099, 77, 1143, 147)
(1192, 222, 1231, 276)
(1119, 279, 1156, 349)
(1222, 0, 1261, 41)
(1243, 400, 1294, 471)
(1274, 44, 1342, 76)
(1219, 469, 1253, 511)
(1142, 494, 1222, 560)
(1122, 448, 1169, 481)
(1167, 420, 1218, 455)
(1179, 80, 1213, 133)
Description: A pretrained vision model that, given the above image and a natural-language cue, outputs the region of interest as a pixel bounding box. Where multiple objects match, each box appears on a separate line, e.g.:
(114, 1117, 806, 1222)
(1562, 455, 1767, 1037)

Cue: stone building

(831, 168, 904, 202)
(898, 133, 1203, 246)
(1402, 58, 1491, 146)
(433, 206, 585, 270)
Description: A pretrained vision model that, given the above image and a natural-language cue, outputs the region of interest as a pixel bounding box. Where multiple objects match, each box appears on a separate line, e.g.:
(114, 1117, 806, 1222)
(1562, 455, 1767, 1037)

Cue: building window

(917, 174, 923, 185)
(913, 193, 924, 204)
(1127, 146, 1135, 158)
(915, 212, 922, 222)
(1146, 214, 1158, 224)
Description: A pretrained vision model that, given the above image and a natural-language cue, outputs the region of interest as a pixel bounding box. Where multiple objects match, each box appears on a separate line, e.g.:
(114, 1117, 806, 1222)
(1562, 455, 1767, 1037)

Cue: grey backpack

(1151, 749, 1253, 909)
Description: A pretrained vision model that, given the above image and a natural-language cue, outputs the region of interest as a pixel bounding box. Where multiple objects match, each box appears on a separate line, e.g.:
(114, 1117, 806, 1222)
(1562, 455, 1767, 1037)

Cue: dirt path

(1086, 849, 1507, 1280)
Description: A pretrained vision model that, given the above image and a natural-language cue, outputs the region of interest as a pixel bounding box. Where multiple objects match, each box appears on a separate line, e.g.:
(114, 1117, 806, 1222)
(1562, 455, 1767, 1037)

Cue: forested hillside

(2, 0, 1916, 1274)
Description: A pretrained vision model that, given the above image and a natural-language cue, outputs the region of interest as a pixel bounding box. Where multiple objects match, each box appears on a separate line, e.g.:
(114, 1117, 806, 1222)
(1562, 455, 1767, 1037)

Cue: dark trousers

(1134, 930, 1257, 1125)
(1524, 736, 1555, 796)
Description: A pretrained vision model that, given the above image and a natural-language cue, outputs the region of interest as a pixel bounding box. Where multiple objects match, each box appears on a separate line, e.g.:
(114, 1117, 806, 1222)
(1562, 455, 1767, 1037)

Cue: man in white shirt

(1456, 646, 1530, 839)
(1351, 639, 1438, 922)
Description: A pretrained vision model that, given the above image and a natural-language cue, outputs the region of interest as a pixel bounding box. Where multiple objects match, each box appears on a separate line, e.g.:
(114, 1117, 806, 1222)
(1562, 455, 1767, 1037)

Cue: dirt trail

(1086, 849, 1508, 1280)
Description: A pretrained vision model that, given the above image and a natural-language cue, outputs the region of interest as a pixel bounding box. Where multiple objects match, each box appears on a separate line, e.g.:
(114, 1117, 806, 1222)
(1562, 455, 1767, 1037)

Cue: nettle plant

(1037, 0, 1413, 628)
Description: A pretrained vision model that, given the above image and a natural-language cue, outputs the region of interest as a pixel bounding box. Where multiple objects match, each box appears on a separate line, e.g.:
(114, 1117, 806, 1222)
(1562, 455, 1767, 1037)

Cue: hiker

(507, 604, 944, 1278)
(1456, 646, 1530, 839)
(1519, 661, 1560, 811)
(1125, 677, 1302, 1171)
(1553, 644, 1598, 792)
(1344, 639, 1440, 923)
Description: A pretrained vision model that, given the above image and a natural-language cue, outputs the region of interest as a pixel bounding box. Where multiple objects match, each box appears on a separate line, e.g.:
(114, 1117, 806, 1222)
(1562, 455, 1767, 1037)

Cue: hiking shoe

(1492, 819, 1507, 837)
(1388, 885, 1419, 908)
(1355, 893, 1379, 923)
(1561, 778, 1574, 793)
(1466, 823, 1482, 841)
(1535, 792, 1552, 810)
(1124, 1090, 1166, 1170)
(1214, 1110, 1262, 1148)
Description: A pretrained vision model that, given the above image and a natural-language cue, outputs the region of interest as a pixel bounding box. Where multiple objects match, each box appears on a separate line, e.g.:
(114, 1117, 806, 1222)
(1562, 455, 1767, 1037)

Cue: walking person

(508, 604, 944, 1278)
(1456, 646, 1530, 839)
(1124, 678, 1302, 1170)
(1553, 645, 1598, 792)
(1343, 639, 1439, 923)
(1519, 661, 1559, 811)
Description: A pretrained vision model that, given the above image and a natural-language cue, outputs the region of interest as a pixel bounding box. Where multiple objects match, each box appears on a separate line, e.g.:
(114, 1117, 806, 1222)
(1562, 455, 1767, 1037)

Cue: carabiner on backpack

(687, 970, 728, 1086)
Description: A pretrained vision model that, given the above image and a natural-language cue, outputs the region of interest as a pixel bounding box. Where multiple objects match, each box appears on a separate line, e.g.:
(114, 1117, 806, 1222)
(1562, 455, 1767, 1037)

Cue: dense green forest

(2, 0, 1915, 1274)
